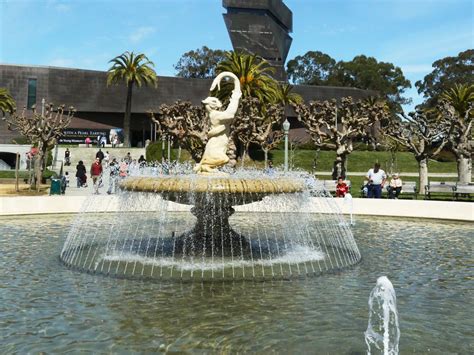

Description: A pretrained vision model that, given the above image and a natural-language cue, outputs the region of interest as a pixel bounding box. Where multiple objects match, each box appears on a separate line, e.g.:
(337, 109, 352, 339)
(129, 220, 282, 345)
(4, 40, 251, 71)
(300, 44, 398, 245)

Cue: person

(331, 156, 346, 180)
(97, 134, 101, 148)
(64, 148, 71, 166)
(387, 173, 403, 199)
(119, 160, 128, 179)
(100, 135, 107, 148)
(85, 137, 91, 147)
(366, 163, 387, 198)
(264, 160, 275, 175)
(90, 157, 103, 194)
(64, 171, 70, 187)
(112, 135, 119, 148)
(107, 158, 119, 194)
(335, 177, 349, 197)
(138, 155, 146, 169)
(96, 149, 105, 162)
(103, 151, 110, 168)
(124, 152, 132, 163)
(60, 174, 67, 194)
(75, 160, 87, 187)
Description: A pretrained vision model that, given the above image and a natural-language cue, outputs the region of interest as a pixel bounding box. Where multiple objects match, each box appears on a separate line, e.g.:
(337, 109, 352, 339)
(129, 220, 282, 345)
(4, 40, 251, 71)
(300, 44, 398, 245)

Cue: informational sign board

(59, 128, 123, 144)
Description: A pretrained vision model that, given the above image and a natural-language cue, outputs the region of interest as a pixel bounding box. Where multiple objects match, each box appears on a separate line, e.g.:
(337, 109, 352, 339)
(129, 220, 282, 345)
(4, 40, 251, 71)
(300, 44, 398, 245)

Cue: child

(64, 171, 70, 187)
(335, 177, 349, 197)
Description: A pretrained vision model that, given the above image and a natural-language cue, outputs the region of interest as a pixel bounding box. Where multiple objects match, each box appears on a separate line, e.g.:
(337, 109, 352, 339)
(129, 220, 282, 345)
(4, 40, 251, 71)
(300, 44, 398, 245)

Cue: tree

(286, 51, 336, 85)
(231, 97, 285, 168)
(0, 88, 16, 115)
(174, 46, 226, 78)
(286, 52, 412, 114)
(148, 101, 208, 163)
(3, 103, 75, 191)
(330, 55, 411, 114)
(275, 83, 303, 105)
(383, 104, 454, 194)
(416, 49, 474, 108)
(107, 51, 157, 147)
(292, 97, 388, 179)
(440, 84, 474, 183)
(216, 51, 278, 103)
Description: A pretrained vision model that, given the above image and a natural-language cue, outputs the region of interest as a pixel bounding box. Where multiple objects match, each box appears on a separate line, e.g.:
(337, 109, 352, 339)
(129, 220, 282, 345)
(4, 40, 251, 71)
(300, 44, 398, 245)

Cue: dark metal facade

(223, 0, 293, 80)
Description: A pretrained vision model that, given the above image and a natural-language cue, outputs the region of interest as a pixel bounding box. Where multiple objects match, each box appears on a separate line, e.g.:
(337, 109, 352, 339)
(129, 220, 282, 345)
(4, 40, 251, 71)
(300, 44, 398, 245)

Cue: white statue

(194, 72, 242, 173)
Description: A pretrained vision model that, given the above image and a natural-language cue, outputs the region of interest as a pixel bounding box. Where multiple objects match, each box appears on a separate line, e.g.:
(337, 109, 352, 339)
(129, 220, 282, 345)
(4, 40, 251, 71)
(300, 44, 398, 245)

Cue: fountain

(60, 72, 361, 280)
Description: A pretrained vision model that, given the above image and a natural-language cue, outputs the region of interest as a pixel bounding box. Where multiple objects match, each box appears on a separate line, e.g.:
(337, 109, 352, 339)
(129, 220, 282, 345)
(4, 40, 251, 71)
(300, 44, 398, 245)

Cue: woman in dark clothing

(75, 160, 87, 187)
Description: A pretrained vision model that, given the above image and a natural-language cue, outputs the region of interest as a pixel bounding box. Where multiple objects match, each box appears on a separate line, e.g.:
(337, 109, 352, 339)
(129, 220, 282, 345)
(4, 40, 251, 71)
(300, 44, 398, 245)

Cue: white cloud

(128, 26, 156, 43)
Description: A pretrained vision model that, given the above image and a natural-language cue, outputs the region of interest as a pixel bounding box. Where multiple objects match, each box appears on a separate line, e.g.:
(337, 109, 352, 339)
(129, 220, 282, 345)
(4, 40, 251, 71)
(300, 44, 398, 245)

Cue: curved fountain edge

(0, 196, 472, 222)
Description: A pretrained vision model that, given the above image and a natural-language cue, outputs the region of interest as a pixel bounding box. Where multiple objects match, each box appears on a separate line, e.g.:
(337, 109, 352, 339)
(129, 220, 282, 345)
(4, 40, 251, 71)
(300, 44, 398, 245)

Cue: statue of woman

(194, 72, 242, 173)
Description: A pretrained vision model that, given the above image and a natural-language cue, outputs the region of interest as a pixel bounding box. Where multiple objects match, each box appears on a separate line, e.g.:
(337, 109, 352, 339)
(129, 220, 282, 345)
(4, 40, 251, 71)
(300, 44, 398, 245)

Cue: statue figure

(194, 72, 242, 173)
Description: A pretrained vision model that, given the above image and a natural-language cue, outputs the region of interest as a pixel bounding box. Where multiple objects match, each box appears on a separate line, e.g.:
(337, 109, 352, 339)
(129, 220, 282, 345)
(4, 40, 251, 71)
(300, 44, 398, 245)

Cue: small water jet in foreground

(365, 276, 400, 355)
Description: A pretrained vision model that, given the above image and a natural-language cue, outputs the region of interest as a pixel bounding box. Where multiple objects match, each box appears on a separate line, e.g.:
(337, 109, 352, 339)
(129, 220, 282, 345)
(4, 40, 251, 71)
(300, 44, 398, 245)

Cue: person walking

(96, 149, 105, 163)
(107, 158, 119, 194)
(64, 148, 71, 166)
(75, 160, 87, 187)
(103, 151, 110, 168)
(366, 163, 386, 198)
(90, 158, 103, 194)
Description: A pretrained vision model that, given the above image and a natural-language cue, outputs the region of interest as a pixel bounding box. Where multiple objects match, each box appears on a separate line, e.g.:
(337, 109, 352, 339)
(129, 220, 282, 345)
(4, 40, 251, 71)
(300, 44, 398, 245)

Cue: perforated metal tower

(223, 0, 293, 81)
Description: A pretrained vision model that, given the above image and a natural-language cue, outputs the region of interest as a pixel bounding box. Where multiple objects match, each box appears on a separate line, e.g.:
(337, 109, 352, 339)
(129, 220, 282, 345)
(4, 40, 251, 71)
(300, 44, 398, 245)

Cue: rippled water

(0, 214, 472, 353)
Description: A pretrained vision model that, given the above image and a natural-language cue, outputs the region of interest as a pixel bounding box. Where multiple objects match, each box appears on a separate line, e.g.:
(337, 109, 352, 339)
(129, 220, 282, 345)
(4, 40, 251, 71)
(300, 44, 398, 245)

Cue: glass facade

(27, 78, 37, 109)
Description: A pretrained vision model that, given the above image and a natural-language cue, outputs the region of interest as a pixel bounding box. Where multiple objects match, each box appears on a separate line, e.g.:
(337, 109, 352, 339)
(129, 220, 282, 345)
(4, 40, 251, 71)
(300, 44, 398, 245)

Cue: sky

(1, 0, 473, 112)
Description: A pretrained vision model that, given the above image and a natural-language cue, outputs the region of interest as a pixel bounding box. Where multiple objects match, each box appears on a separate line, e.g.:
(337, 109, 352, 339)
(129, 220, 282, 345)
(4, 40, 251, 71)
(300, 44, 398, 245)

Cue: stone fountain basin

(120, 176, 306, 205)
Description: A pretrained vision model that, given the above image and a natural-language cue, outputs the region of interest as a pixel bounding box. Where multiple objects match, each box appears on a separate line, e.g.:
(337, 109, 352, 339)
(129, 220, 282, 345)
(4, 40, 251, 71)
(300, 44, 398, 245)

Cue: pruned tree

(3, 103, 75, 191)
(149, 101, 208, 162)
(440, 84, 473, 183)
(229, 97, 285, 168)
(293, 96, 388, 179)
(383, 104, 454, 194)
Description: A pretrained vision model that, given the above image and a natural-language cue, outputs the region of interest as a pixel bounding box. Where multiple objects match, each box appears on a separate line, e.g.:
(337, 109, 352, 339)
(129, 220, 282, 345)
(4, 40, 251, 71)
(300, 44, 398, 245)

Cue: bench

(425, 181, 456, 200)
(453, 183, 474, 200)
(321, 180, 351, 196)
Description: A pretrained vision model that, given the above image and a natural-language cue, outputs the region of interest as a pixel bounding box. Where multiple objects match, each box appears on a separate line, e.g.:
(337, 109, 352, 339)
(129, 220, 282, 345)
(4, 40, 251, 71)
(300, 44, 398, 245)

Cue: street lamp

(161, 134, 166, 162)
(283, 118, 290, 172)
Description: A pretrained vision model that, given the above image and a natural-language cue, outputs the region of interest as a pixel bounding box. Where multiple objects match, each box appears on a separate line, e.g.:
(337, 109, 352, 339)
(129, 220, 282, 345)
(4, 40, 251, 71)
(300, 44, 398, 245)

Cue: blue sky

(1, 0, 472, 112)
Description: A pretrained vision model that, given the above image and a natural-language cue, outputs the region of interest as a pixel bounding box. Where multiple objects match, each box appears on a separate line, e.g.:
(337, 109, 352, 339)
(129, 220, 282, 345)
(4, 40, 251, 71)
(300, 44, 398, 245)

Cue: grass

(266, 150, 457, 174)
(0, 170, 57, 179)
(0, 184, 49, 196)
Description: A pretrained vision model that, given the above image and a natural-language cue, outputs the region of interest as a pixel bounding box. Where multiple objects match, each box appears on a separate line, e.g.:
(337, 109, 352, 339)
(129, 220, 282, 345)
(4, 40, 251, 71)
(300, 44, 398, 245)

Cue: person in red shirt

(90, 158, 103, 194)
(335, 177, 349, 197)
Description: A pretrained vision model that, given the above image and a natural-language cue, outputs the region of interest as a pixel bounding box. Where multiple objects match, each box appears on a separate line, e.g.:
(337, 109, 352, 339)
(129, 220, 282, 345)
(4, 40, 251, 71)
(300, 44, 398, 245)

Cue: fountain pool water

(60, 170, 361, 280)
(1, 215, 472, 353)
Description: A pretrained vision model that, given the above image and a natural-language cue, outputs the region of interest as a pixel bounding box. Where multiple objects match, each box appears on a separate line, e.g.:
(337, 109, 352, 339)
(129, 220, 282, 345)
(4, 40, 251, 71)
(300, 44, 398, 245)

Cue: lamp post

(283, 118, 290, 172)
(167, 135, 171, 161)
(161, 134, 166, 162)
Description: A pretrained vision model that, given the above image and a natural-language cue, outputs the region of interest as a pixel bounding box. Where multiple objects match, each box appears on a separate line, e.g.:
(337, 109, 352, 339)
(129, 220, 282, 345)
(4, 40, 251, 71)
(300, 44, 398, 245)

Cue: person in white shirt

(366, 163, 386, 198)
(387, 173, 403, 199)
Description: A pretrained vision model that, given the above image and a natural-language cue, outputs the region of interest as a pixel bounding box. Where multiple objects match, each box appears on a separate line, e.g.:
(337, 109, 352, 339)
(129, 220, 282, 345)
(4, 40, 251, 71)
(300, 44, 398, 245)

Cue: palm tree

(107, 51, 157, 147)
(0, 88, 16, 116)
(275, 83, 303, 105)
(440, 83, 474, 118)
(215, 51, 278, 103)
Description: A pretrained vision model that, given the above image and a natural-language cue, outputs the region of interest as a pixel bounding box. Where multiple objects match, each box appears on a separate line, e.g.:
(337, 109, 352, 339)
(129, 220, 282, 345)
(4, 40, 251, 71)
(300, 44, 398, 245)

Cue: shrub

(146, 141, 178, 162)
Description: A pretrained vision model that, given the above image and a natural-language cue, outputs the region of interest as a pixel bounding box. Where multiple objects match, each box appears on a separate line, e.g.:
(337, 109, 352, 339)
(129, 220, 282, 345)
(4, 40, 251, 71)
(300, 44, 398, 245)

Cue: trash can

(50, 178, 61, 195)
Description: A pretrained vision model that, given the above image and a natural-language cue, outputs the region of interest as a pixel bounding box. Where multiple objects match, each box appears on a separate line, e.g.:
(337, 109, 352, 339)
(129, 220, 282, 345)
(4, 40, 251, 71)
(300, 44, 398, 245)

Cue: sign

(59, 129, 123, 144)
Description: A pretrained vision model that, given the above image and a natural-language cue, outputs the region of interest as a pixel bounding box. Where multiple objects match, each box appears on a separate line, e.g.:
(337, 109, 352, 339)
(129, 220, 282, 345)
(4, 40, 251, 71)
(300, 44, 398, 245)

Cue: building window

(27, 78, 37, 110)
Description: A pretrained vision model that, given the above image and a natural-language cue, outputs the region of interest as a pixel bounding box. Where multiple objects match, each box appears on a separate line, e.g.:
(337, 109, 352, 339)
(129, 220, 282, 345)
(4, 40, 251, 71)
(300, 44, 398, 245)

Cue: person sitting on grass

(387, 173, 403, 199)
(336, 177, 350, 198)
